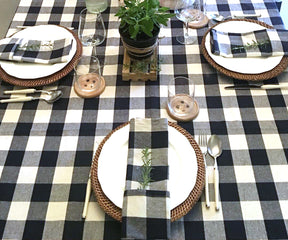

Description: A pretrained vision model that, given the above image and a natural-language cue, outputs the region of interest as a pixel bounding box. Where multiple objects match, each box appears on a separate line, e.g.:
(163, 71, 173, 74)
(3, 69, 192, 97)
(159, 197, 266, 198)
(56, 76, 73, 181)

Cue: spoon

(0, 90, 63, 104)
(207, 135, 222, 211)
(210, 13, 261, 22)
(4, 88, 58, 95)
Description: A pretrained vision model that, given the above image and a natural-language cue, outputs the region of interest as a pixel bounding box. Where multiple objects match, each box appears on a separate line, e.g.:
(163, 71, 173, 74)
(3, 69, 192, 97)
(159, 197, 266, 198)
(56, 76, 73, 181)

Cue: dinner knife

(225, 83, 288, 90)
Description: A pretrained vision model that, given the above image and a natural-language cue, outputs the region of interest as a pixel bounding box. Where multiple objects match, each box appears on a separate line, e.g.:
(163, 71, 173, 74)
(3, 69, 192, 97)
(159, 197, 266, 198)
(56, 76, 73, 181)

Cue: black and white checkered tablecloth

(0, 0, 287, 239)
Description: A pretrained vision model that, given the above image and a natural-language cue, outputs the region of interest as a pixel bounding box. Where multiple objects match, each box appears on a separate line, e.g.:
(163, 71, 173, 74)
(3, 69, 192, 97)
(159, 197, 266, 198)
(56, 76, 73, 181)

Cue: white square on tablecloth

(270, 165, 288, 182)
(279, 200, 288, 219)
(65, 110, 83, 123)
(53, 166, 74, 184)
(255, 108, 274, 121)
(17, 166, 38, 184)
(262, 134, 283, 150)
(0, 136, 13, 150)
(33, 110, 52, 123)
(86, 201, 106, 221)
(228, 135, 248, 150)
(59, 136, 79, 151)
(46, 202, 68, 221)
(26, 136, 46, 151)
(2, 109, 21, 123)
(240, 201, 264, 220)
(223, 108, 242, 121)
(7, 202, 30, 220)
(234, 166, 255, 183)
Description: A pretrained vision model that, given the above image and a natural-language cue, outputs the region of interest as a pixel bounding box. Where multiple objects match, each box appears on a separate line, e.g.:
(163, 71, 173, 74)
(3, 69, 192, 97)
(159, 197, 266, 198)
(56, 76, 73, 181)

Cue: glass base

(176, 35, 196, 45)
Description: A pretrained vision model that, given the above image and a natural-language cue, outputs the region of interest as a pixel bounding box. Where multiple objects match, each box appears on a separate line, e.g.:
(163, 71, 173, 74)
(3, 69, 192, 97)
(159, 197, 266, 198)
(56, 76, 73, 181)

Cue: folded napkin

(122, 118, 170, 240)
(0, 37, 73, 64)
(210, 28, 288, 58)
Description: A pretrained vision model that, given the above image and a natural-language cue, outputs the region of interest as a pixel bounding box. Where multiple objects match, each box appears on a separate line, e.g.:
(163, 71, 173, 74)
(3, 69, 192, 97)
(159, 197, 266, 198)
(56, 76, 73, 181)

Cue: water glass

(85, 0, 108, 13)
(166, 76, 199, 121)
(78, 8, 106, 47)
(74, 56, 105, 98)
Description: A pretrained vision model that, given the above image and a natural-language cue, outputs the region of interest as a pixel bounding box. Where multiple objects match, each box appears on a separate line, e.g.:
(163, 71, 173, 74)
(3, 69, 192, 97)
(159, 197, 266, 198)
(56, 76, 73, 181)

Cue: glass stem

(184, 22, 189, 39)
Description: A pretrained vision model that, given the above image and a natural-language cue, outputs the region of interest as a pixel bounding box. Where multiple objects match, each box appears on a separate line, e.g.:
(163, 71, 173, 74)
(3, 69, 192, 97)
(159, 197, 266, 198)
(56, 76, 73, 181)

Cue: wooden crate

(122, 47, 158, 81)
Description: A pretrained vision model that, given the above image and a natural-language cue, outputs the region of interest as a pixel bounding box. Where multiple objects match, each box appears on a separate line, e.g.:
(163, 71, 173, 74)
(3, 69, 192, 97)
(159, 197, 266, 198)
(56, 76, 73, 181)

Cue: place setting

(201, 18, 288, 81)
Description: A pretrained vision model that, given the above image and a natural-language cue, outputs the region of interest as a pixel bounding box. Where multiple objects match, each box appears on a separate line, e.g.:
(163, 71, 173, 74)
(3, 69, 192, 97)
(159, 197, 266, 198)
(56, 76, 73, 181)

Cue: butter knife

(225, 83, 288, 90)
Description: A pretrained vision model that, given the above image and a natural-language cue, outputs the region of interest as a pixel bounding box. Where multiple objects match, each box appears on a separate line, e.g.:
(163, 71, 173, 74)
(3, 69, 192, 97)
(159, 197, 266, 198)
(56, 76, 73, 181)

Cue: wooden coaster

(189, 15, 209, 29)
(166, 100, 199, 122)
(74, 75, 105, 98)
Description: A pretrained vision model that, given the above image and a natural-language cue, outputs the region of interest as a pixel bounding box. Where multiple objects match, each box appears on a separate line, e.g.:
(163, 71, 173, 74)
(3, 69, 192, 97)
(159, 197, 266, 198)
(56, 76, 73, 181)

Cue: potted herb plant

(116, 0, 175, 59)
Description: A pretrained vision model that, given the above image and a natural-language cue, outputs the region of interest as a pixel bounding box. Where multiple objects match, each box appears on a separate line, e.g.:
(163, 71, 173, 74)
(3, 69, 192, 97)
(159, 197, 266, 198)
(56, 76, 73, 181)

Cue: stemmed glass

(174, 0, 204, 44)
(78, 8, 106, 55)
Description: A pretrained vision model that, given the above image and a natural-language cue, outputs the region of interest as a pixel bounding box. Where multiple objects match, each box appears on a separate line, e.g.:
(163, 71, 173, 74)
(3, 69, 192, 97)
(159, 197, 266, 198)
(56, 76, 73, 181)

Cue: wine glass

(174, 0, 204, 44)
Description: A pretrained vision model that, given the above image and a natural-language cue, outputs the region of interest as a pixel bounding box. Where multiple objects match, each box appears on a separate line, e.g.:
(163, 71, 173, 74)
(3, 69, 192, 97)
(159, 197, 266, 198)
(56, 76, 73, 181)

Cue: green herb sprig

(231, 39, 270, 52)
(123, 58, 162, 73)
(17, 41, 53, 51)
(138, 147, 153, 189)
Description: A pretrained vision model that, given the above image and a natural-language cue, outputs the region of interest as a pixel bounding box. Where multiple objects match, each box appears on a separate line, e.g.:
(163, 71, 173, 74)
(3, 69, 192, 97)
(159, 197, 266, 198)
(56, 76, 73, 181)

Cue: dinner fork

(198, 134, 210, 208)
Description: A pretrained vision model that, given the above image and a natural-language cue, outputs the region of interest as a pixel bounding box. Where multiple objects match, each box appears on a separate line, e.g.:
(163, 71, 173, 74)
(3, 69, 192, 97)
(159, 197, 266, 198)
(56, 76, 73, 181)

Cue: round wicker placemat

(201, 19, 288, 81)
(0, 26, 82, 87)
(90, 121, 205, 222)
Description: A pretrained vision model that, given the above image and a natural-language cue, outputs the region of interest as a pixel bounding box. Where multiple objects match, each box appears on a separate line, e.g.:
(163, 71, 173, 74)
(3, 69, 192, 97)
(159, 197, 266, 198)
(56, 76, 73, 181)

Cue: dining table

(0, 0, 287, 239)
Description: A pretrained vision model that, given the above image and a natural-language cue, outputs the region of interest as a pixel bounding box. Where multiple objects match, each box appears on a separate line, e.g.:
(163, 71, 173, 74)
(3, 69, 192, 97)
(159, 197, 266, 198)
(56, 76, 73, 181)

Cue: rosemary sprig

(138, 147, 153, 189)
(16, 41, 53, 51)
(232, 39, 270, 52)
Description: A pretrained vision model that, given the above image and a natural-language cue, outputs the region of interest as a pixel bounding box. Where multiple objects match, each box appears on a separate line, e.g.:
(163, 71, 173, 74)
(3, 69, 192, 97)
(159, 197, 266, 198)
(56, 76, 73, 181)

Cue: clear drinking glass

(74, 56, 105, 98)
(166, 76, 199, 121)
(174, 0, 204, 44)
(85, 0, 108, 13)
(78, 8, 106, 47)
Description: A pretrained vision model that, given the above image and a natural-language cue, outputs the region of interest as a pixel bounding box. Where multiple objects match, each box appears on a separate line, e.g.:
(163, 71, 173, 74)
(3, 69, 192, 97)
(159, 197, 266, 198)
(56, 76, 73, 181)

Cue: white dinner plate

(0, 25, 77, 79)
(205, 21, 283, 74)
(97, 124, 198, 210)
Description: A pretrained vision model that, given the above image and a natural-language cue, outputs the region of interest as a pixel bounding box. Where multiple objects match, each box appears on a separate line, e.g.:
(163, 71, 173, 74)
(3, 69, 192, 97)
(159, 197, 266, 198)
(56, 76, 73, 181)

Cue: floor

(0, 0, 20, 38)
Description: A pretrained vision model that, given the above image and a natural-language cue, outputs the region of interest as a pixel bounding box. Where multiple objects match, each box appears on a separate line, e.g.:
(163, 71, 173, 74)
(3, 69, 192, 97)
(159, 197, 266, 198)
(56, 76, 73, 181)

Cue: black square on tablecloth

(51, 7, 64, 14)
(31, 184, 52, 202)
(145, 97, 160, 110)
(206, 96, 223, 109)
(249, 149, 269, 165)
(220, 183, 240, 201)
(265, 220, 288, 239)
(69, 184, 86, 201)
(275, 120, 288, 133)
(114, 98, 129, 110)
(237, 96, 255, 108)
(23, 220, 45, 240)
(210, 122, 228, 135)
(14, 123, 32, 136)
(0, 183, 15, 201)
(104, 221, 121, 240)
(79, 123, 96, 136)
(63, 221, 84, 240)
(46, 123, 64, 136)
(224, 220, 247, 240)
(39, 151, 58, 167)
(147, 218, 169, 239)
(5, 151, 24, 166)
(240, 2, 254, 11)
(256, 182, 278, 201)
(0, 220, 5, 239)
(268, 95, 286, 107)
(74, 151, 93, 166)
(243, 121, 261, 134)
(184, 221, 205, 240)
(217, 4, 230, 12)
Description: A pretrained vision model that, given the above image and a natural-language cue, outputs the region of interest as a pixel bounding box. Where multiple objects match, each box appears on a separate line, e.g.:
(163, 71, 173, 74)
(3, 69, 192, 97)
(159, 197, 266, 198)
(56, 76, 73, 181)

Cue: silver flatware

(225, 83, 288, 90)
(198, 134, 210, 208)
(0, 90, 63, 104)
(210, 13, 261, 22)
(207, 135, 222, 211)
(82, 172, 91, 219)
(4, 88, 58, 95)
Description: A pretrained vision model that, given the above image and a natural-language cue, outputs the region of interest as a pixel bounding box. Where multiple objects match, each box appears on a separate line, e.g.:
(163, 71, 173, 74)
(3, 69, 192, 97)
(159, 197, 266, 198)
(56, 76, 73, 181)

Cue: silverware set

(198, 134, 222, 211)
(225, 83, 288, 90)
(0, 88, 63, 104)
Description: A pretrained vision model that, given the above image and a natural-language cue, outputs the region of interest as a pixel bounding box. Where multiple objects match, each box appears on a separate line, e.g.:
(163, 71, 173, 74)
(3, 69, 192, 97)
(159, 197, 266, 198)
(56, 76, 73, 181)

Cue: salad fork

(198, 134, 210, 208)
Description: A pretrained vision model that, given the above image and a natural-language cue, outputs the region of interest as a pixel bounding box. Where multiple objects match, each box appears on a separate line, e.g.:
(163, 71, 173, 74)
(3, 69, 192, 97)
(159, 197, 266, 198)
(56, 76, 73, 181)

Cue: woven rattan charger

(0, 25, 82, 87)
(201, 19, 288, 81)
(90, 121, 205, 222)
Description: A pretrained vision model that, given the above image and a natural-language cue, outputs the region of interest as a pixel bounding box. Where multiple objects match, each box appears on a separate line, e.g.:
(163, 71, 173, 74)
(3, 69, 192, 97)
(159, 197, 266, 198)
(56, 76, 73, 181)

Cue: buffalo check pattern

(210, 28, 288, 57)
(0, 0, 288, 240)
(122, 118, 170, 240)
(0, 37, 73, 64)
